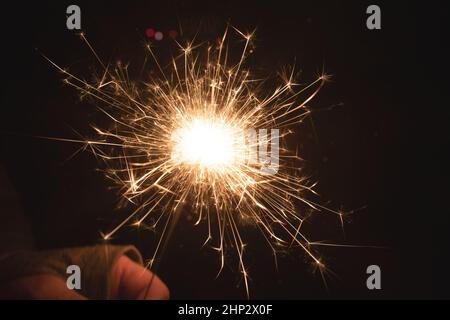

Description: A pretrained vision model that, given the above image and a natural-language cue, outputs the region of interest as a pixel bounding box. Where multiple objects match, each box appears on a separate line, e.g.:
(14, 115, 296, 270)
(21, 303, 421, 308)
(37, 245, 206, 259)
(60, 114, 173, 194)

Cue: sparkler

(44, 26, 346, 297)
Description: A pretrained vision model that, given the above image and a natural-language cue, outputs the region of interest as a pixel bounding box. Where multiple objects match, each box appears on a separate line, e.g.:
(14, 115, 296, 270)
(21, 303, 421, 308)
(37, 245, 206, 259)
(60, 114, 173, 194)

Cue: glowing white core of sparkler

(171, 118, 243, 170)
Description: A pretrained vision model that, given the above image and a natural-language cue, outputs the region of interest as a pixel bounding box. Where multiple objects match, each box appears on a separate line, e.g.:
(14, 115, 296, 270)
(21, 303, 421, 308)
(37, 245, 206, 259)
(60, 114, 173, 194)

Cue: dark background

(0, 0, 443, 299)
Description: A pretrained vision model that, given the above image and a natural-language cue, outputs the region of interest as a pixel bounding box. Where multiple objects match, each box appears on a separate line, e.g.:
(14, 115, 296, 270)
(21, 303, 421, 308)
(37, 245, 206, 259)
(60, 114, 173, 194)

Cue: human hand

(0, 246, 169, 300)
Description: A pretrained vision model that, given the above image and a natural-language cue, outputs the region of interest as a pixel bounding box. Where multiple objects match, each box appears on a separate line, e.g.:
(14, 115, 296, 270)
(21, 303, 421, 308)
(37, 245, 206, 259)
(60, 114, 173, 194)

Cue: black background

(0, 0, 444, 299)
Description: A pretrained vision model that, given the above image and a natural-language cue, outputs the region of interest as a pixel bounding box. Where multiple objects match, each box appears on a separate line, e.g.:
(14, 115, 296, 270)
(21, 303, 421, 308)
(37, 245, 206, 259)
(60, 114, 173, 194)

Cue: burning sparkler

(44, 26, 345, 297)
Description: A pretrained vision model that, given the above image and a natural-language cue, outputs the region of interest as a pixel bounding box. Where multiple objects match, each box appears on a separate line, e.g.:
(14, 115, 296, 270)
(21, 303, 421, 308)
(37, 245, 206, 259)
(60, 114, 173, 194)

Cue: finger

(111, 255, 169, 300)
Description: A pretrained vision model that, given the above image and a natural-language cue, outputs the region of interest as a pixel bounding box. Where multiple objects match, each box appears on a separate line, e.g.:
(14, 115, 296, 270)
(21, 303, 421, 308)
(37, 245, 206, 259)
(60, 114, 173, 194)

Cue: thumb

(110, 255, 169, 300)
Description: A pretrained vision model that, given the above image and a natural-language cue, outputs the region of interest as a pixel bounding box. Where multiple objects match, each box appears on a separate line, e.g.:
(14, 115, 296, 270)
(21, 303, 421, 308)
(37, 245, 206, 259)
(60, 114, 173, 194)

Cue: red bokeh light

(169, 30, 178, 39)
(146, 28, 155, 38)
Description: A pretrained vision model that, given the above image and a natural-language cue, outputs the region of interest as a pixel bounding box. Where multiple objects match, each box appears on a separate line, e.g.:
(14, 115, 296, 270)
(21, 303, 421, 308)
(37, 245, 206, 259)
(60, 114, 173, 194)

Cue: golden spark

(44, 27, 348, 297)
